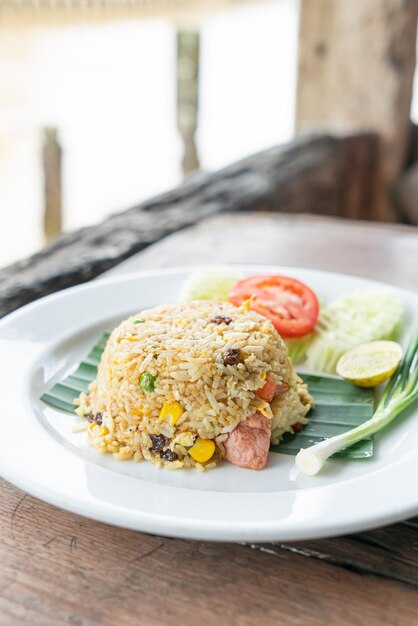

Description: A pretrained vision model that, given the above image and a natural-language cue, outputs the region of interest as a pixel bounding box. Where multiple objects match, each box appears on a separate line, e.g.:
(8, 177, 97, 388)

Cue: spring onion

(296, 324, 418, 475)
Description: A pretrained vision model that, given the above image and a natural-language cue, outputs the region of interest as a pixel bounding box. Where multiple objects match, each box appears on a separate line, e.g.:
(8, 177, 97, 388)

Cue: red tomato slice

(229, 275, 319, 338)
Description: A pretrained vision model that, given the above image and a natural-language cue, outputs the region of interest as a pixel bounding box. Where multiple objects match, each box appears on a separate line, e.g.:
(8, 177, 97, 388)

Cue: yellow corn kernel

(258, 401, 272, 419)
(242, 295, 255, 312)
(88, 423, 109, 437)
(159, 401, 184, 426)
(189, 438, 215, 463)
(261, 371, 267, 380)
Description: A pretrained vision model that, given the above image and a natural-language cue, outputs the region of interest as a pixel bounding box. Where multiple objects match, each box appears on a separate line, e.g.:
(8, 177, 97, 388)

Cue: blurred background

(1, 0, 418, 268)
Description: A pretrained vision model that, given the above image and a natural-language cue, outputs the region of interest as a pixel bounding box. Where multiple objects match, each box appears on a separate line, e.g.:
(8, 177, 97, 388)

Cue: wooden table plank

(110, 212, 418, 290)
(1, 213, 418, 625)
(0, 481, 417, 626)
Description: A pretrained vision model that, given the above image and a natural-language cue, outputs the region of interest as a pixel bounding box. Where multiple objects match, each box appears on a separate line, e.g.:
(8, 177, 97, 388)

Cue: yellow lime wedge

(336, 340, 403, 388)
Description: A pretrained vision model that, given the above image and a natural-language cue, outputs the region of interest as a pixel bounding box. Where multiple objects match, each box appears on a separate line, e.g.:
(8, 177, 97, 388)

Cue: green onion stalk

(296, 323, 418, 476)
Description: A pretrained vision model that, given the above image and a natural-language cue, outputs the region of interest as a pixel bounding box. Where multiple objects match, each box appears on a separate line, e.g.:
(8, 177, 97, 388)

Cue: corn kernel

(88, 423, 109, 437)
(258, 401, 272, 419)
(242, 295, 255, 312)
(189, 437, 215, 463)
(159, 401, 184, 426)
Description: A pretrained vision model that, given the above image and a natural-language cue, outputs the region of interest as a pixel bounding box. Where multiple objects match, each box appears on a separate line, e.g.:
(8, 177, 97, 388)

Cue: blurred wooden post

(42, 127, 62, 241)
(176, 30, 200, 176)
(296, 0, 418, 222)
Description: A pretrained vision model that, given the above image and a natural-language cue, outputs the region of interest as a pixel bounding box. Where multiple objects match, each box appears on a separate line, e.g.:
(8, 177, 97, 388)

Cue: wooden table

(1, 214, 417, 625)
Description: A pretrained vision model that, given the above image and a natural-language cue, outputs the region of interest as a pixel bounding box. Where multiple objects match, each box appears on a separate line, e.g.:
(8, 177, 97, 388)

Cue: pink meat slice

(224, 411, 272, 470)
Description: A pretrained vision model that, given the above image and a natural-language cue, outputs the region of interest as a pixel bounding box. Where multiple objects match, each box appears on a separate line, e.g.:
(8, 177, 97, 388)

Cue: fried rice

(76, 300, 313, 470)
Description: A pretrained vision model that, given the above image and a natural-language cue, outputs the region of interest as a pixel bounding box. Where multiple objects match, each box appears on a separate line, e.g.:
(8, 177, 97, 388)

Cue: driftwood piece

(297, 0, 418, 221)
(0, 133, 378, 319)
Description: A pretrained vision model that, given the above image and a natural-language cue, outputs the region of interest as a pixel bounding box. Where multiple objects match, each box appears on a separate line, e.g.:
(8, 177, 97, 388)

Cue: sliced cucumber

(179, 267, 242, 302)
(285, 333, 314, 364)
(305, 290, 403, 373)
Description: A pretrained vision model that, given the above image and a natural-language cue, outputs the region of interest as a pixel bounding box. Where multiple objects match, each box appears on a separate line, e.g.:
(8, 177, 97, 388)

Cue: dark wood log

(0, 133, 378, 319)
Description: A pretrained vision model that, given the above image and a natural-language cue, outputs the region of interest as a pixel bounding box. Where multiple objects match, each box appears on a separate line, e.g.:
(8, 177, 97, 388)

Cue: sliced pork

(224, 411, 272, 470)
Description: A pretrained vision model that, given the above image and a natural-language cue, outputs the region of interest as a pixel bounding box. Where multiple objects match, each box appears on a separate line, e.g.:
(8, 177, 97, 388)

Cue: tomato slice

(229, 275, 319, 338)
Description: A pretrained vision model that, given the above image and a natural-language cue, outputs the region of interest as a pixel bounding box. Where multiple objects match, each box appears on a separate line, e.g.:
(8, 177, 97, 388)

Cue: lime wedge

(336, 340, 403, 388)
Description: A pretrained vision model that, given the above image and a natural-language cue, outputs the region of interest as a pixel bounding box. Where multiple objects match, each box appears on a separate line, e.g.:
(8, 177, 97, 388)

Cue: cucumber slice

(179, 267, 242, 302)
(306, 290, 403, 373)
(285, 333, 314, 364)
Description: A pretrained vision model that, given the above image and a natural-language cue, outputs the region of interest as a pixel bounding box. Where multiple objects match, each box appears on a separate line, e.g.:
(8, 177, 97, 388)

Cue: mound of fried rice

(76, 301, 313, 470)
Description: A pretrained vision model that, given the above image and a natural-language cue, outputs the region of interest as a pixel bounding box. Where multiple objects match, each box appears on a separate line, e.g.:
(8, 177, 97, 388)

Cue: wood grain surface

(1, 214, 418, 625)
(111, 212, 418, 291)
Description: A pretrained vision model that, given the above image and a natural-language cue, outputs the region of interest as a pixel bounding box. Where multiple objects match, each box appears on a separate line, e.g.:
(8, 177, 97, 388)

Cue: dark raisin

(211, 315, 232, 325)
(223, 348, 240, 366)
(150, 434, 168, 453)
(88, 412, 103, 424)
(292, 422, 303, 433)
(160, 449, 178, 462)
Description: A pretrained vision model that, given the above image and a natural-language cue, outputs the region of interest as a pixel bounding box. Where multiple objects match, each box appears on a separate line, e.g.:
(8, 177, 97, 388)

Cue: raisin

(211, 315, 232, 325)
(223, 348, 240, 366)
(160, 449, 178, 462)
(150, 434, 168, 453)
(88, 412, 103, 425)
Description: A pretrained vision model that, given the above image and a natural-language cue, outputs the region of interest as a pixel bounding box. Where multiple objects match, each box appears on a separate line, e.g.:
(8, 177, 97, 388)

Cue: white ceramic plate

(0, 266, 417, 542)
